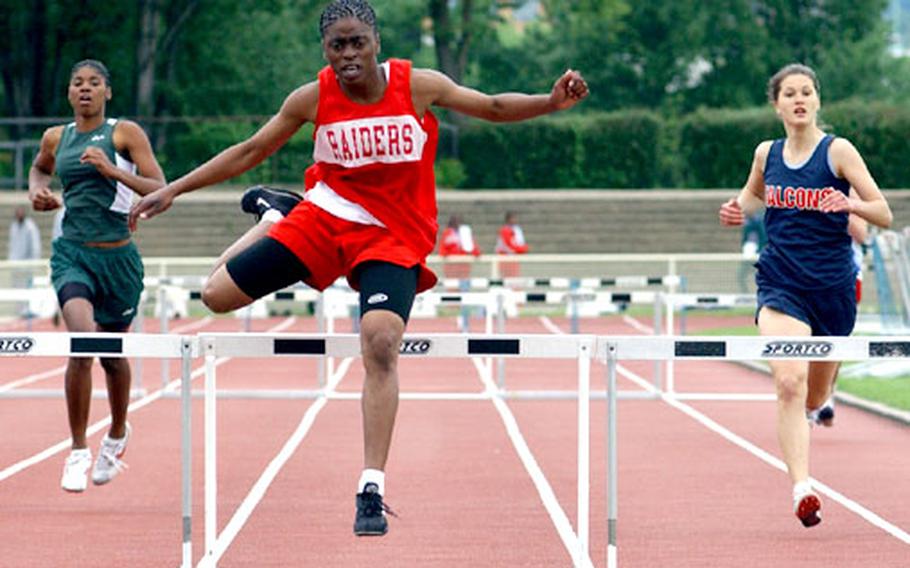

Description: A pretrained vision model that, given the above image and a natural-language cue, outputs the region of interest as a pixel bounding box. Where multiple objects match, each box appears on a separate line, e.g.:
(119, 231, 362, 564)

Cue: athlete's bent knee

(201, 284, 234, 314)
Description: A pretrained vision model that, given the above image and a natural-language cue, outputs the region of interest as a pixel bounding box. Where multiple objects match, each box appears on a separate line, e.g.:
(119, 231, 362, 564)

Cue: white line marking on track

(0, 316, 289, 484)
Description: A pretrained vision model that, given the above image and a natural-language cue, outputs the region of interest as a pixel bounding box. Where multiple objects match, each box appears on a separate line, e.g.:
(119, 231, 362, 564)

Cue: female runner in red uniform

(130, 0, 588, 536)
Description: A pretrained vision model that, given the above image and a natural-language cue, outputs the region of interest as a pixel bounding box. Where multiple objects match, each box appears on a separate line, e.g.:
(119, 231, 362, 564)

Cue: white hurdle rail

(194, 332, 598, 568)
(0, 332, 197, 568)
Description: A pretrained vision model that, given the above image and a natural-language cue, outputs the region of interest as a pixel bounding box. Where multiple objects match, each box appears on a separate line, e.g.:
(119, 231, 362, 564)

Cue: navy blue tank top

(757, 134, 853, 291)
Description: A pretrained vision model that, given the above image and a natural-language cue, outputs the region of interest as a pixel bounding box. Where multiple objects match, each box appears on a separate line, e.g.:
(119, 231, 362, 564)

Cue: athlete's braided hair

(70, 59, 111, 87)
(319, 0, 377, 38)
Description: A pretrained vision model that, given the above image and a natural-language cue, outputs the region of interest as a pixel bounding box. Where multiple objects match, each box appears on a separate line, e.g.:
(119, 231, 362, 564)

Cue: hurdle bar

(194, 332, 597, 568)
(0, 332, 197, 568)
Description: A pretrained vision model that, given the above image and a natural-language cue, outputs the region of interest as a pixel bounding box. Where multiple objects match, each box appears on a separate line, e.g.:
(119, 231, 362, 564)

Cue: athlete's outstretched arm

(822, 139, 892, 228)
(129, 82, 318, 229)
(720, 141, 770, 226)
(412, 68, 588, 122)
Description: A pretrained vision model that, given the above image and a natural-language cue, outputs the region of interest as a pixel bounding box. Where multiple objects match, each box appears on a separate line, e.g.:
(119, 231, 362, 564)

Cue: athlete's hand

(719, 197, 744, 226)
(550, 69, 589, 111)
(28, 186, 62, 211)
(819, 190, 853, 214)
(80, 146, 117, 178)
(129, 185, 177, 231)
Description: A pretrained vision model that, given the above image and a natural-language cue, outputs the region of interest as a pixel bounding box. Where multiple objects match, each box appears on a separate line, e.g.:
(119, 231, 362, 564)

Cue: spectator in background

(8, 205, 42, 263)
(439, 214, 481, 279)
(8, 205, 42, 317)
(495, 210, 529, 278)
(737, 210, 767, 292)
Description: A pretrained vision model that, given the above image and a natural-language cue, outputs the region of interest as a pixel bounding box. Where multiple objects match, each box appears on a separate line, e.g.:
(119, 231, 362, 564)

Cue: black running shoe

(239, 185, 303, 220)
(354, 483, 396, 536)
(817, 404, 834, 425)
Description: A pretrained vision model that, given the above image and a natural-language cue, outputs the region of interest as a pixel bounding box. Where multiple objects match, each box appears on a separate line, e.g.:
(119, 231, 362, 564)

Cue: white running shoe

(92, 423, 131, 486)
(61, 449, 92, 493)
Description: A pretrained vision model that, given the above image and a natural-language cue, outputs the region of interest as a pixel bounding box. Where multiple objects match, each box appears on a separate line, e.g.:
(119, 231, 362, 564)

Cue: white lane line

(0, 366, 67, 394)
(199, 356, 354, 567)
(0, 316, 215, 393)
(621, 314, 653, 334)
(0, 316, 292, 484)
(470, 348, 594, 567)
(538, 315, 564, 335)
(616, 362, 910, 545)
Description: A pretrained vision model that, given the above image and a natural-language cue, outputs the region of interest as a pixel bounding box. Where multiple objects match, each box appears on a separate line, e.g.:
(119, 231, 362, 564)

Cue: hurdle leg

(606, 343, 618, 568)
(204, 345, 218, 566)
(180, 338, 193, 568)
(576, 340, 591, 565)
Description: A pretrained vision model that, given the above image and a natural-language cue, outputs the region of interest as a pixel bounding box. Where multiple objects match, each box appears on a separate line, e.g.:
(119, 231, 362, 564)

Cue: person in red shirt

(130, 0, 588, 536)
(494, 210, 529, 277)
(439, 214, 481, 280)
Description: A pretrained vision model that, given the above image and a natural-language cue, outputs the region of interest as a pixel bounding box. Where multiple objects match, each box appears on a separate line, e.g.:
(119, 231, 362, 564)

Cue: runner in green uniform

(28, 60, 166, 493)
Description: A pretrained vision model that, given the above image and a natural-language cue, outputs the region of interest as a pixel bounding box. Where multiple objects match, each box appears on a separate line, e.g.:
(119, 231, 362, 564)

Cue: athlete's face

(322, 17, 381, 87)
(68, 66, 111, 117)
(773, 73, 819, 127)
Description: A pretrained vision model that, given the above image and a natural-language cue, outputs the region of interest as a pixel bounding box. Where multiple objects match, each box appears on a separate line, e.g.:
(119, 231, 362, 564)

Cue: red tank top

(305, 58, 439, 257)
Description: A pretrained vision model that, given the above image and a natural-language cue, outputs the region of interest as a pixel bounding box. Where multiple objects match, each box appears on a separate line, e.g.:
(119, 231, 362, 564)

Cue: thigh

(355, 261, 419, 324)
(225, 236, 311, 300)
(93, 243, 144, 328)
(758, 305, 812, 379)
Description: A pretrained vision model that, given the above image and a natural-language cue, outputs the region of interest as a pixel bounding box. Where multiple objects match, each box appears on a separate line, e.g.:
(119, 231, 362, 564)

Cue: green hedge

(459, 111, 662, 189)
(677, 108, 782, 189)
(575, 110, 662, 188)
(459, 118, 579, 188)
(823, 101, 910, 190)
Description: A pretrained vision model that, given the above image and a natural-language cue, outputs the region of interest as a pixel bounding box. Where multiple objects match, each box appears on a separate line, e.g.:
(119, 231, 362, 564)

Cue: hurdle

(0, 331, 197, 568)
(193, 332, 597, 568)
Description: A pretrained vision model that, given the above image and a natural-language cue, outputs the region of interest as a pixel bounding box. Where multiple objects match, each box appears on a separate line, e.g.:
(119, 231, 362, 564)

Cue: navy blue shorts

(756, 279, 856, 336)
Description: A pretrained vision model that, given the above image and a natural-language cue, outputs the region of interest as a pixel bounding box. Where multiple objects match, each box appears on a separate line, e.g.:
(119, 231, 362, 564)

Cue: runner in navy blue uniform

(719, 63, 892, 528)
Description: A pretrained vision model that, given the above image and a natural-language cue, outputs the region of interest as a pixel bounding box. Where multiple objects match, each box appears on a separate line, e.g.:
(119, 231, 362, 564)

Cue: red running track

(0, 312, 908, 567)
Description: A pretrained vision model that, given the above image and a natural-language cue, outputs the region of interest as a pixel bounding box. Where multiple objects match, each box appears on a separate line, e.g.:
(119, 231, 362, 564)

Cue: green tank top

(55, 118, 135, 243)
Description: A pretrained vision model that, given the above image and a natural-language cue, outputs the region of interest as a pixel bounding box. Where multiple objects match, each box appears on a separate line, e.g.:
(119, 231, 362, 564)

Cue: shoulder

(752, 140, 774, 166)
(411, 68, 455, 97)
(42, 125, 65, 146)
(113, 119, 150, 140)
(828, 136, 859, 159)
(282, 80, 320, 120)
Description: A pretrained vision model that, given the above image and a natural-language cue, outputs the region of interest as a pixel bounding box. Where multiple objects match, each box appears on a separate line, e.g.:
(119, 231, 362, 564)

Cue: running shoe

(816, 397, 835, 427)
(807, 396, 835, 428)
(354, 482, 397, 536)
(92, 422, 131, 486)
(61, 449, 92, 493)
(240, 185, 303, 221)
(793, 486, 822, 528)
